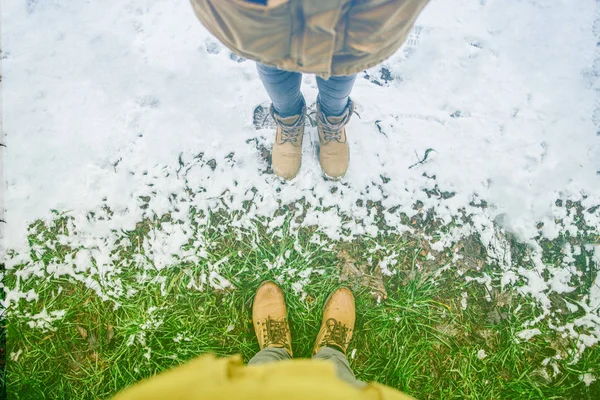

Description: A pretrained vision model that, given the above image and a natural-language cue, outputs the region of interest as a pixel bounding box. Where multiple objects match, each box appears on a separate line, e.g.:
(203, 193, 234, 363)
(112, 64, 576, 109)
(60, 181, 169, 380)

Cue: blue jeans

(256, 63, 357, 118)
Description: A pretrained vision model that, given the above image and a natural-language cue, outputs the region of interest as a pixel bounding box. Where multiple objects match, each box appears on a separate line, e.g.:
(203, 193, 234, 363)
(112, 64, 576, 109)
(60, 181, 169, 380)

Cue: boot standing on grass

(113, 281, 416, 399)
(190, 0, 430, 180)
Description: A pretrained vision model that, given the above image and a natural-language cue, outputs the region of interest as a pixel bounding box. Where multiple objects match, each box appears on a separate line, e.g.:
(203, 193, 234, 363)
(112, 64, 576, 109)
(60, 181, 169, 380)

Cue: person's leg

(316, 74, 357, 117)
(256, 63, 305, 117)
(315, 74, 357, 179)
(312, 288, 364, 387)
(313, 347, 366, 388)
(248, 347, 292, 366)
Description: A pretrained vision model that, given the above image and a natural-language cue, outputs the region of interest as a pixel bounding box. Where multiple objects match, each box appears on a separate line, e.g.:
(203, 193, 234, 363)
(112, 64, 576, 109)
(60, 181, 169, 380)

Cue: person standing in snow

(190, 0, 430, 180)
(113, 282, 415, 400)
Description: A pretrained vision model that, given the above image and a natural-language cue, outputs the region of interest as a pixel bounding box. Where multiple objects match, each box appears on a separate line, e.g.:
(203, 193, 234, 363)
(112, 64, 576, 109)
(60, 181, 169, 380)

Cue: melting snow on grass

(2, 0, 600, 365)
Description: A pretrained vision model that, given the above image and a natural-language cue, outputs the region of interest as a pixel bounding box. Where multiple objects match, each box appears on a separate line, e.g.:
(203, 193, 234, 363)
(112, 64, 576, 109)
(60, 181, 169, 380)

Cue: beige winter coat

(190, 0, 430, 78)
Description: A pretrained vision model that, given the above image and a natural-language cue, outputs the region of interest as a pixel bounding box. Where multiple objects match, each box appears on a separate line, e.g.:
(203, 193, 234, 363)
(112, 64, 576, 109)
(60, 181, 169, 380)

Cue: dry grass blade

(338, 250, 388, 301)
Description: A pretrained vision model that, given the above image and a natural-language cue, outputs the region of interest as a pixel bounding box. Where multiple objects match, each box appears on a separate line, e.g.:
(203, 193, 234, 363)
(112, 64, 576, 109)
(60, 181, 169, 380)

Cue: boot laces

(316, 100, 356, 143)
(270, 105, 306, 144)
(320, 318, 351, 349)
(260, 317, 290, 348)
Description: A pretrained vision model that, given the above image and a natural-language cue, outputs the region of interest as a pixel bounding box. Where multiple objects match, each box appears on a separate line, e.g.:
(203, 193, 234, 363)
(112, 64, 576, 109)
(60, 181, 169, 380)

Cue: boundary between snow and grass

(1, 199, 599, 399)
(2, 29, 600, 393)
(1, 14, 8, 399)
(1, 1, 599, 396)
(595, 0, 600, 177)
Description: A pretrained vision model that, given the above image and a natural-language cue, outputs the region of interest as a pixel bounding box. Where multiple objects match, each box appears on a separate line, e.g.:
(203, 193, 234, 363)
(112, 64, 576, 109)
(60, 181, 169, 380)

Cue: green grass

(3, 209, 600, 400)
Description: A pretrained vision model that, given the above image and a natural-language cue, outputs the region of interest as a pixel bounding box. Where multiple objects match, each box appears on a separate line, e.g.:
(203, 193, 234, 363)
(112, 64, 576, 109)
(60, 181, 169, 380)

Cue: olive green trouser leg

(248, 347, 292, 365)
(248, 347, 365, 389)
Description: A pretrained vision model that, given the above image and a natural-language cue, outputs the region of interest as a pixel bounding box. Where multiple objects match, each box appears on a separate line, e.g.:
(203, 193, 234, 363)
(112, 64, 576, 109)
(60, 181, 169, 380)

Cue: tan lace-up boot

(312, 287, 355, 356)
(317, 100, 355, 180)
(252, 281, 293, 357)
(271, 105, 306, 180)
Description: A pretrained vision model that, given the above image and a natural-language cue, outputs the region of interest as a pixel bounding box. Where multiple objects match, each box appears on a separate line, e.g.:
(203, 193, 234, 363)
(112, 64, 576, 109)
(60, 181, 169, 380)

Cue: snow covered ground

(2, 0, 600, 361)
